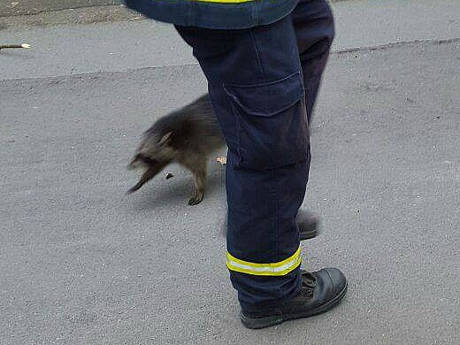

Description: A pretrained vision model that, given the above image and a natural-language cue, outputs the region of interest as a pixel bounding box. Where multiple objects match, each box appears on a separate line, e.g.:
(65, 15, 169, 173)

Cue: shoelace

(300, 272, 317, 297)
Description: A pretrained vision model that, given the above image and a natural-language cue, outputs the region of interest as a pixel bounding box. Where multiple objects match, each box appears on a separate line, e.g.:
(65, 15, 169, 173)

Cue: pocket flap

(223, 71, 304, 117)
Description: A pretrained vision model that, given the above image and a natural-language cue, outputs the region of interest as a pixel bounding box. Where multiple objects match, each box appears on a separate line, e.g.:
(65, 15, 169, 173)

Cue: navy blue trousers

(176, 0, 334, 310)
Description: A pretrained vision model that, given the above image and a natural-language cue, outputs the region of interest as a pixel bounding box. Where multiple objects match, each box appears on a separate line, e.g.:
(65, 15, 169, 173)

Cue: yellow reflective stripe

(226, 246, 302, 276)
(196, 0, 255, 3)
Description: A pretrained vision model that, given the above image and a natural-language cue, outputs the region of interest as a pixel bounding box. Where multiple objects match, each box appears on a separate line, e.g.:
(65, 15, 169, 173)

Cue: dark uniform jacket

(124, 0, 298, 29)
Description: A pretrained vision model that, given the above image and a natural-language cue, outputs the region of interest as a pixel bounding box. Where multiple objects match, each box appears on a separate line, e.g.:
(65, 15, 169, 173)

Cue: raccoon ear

(159, 131, 173, 146)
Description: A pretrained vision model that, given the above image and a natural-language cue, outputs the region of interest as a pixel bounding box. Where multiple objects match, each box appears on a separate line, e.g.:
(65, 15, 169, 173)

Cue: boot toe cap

(323, 267, 347, 294)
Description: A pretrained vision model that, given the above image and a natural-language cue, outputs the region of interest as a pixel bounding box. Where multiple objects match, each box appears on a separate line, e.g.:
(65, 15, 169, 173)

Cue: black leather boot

(240, 268, 347, 329)
(221, 209, 319, 241)
(297, 209, 319, 241)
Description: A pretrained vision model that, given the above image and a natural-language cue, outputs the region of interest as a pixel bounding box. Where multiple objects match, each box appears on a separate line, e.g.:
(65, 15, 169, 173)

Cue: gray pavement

(1, 0, 460, 80)
(1, 1, 460, 344)
(0, 0, 120, 17)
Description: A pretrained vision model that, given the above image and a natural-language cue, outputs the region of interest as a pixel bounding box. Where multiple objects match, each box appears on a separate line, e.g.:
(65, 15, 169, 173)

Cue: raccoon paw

(188, 195, 203, 206)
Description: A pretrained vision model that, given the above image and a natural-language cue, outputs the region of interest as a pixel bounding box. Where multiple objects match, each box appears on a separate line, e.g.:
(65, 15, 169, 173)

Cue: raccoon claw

(188, 195, 203, 206)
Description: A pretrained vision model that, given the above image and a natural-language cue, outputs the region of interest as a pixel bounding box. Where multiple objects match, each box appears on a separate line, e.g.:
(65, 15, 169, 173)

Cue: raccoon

(127, 94, 226, 205)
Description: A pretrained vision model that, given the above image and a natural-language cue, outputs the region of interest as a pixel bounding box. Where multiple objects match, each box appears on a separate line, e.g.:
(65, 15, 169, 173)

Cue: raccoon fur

(128, 94, 226, 205)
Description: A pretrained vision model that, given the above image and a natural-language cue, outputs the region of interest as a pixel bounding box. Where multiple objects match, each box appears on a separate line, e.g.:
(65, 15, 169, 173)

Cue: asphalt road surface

(1, 1, 459, 344)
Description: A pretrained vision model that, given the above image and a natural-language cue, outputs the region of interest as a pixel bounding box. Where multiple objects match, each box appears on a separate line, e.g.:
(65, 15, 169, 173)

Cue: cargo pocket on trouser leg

(223, 71, 309, 171)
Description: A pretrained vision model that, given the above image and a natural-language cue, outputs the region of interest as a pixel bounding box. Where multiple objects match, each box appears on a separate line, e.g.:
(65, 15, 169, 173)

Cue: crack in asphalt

(1, 38, 458, 83)
(334, 37, 460, 55)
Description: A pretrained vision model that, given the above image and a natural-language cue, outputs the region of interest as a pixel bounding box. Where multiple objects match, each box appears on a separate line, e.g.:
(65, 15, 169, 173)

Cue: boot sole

(240, 282, 348, 329)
